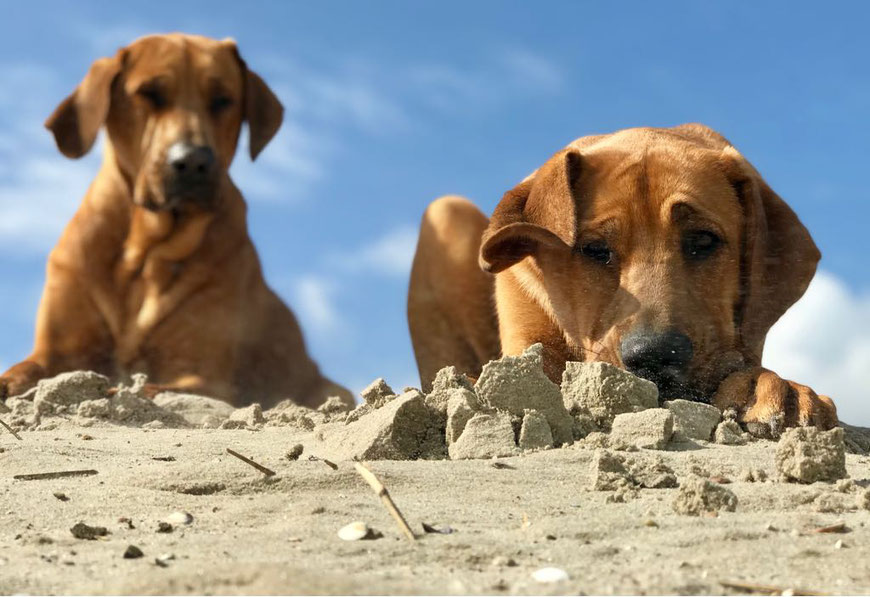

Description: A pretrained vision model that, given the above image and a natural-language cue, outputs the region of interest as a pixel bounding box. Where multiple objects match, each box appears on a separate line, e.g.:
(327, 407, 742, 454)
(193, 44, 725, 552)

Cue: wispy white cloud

(410, 47, 564, 112)
(289, 275, 343, 335)
(764, 270, 870, 426)
(498, 48, 564, 92)
(328, 224, 419, 277)
(255, 53, 412, 135)
(70, 21, 154, 56)
(229, 121, 331, 203)
(0, 62, 101, 255)
(0, 156, 96, 251)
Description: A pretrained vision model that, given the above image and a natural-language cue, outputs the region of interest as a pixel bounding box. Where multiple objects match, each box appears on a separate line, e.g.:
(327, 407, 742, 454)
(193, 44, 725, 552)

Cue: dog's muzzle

(162, 141, 218, 208)
(620, 329, 696, 401)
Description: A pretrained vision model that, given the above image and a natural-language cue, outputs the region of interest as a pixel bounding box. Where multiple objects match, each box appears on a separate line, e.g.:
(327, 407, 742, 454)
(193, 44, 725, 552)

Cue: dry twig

(354, 462, 416, 542)
(308, 455, 338, 470)
(226, 448, 275, 477)
(0, 417, 21, 441)
(720, 580, 827, 596)
(14, 469, 98, 481)
(810, 521, 848, 534)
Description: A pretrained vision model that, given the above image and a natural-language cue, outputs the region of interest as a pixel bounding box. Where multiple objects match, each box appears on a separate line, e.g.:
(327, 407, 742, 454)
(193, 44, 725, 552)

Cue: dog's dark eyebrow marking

(133, 75, 171, 94)
(578, 216, 618, 236)
(669, 199, 719, 224)
(207, 76, 231, 91)
(670, 200, 698, 218)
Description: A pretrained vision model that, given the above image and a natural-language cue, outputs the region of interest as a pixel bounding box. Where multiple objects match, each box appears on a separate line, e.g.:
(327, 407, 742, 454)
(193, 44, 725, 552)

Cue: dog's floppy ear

(244, 69, 283, 160)
(719, 146, 820, 364)
(480, 148, 581, 273)
(225, 40, 284, 160)
(45, 52, 123, 158)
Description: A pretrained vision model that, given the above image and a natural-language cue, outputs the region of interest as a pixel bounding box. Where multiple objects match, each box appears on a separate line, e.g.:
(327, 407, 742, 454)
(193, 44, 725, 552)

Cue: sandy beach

(2, 417, 870, 595)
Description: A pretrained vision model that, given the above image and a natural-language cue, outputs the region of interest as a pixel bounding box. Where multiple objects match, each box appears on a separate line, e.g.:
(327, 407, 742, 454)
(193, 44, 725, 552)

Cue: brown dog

(0, 33, 351, 409)
(408, 123, 837, 435)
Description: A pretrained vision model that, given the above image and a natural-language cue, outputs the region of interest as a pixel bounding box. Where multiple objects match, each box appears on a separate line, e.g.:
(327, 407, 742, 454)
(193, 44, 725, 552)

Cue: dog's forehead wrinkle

(126, 35, 236, 95)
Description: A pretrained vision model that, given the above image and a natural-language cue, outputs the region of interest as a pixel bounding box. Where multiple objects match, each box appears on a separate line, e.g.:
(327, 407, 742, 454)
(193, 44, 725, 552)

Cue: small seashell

(532, 567, 569, 583)
(165, 511, 193, 525)
(337, 521, 373, 541)
(421, 522, 454, 535)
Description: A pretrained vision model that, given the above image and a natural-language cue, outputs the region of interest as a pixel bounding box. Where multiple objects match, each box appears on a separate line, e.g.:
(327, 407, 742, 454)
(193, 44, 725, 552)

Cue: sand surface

(3, 423, 870, 595)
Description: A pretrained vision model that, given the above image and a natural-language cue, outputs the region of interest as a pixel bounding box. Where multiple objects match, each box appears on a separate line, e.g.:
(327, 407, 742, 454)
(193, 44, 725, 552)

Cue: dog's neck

(90, 142, 245, 271)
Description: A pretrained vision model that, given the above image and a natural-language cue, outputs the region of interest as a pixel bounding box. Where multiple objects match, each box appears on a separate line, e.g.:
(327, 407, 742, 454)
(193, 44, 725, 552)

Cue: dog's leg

(237, 287, 354, 409)
(137, 374, 230, 400)
(493, 266, 577, 383)
(0, 360, 46, 400)
(1, 264, 114, 399)
(408, 196, 500, 391)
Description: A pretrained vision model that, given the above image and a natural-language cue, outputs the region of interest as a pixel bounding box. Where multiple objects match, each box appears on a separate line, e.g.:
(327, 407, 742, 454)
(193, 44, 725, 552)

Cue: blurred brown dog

(408, 123, 837, 434)
(0, 33, 351, 409)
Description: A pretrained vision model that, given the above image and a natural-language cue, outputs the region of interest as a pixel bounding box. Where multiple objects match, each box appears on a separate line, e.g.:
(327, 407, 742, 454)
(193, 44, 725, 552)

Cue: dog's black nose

(620, 329, 693, 389)
(166, 142, 216, 182)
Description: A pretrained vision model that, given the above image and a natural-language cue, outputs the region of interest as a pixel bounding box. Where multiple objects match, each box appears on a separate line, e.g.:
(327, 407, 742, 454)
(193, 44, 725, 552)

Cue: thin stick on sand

(226, 448, 276, 477)
(354, 462, 416, 542)
(308, 455, 338, 470)
(14, 469, 98, 481)
(0, 417, 21, 441)
(719, 580, 827, 596)
(810, 521, 847, 534)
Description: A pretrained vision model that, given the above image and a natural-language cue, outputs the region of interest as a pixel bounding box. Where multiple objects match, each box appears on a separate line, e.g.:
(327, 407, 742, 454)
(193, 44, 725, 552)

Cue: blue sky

(1, 2, 869, 423)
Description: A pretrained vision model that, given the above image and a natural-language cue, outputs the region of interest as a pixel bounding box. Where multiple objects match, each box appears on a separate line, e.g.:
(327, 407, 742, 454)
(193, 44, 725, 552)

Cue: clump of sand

(776, 427, 847, 483)
(5, 372, 187, 431)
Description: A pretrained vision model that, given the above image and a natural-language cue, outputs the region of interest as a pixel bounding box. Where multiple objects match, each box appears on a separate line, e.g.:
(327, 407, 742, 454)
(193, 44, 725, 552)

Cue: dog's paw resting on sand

(714, 367, 837, 438)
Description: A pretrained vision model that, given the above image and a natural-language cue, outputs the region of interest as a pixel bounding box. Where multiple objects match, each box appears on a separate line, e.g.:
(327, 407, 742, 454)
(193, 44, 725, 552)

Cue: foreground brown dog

(0, 33, 351, 409)
(408, 123, 837, 434)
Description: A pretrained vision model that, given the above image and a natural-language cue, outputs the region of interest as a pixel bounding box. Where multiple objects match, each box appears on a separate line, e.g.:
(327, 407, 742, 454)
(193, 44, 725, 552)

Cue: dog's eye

(210, 95, 233, 114)
(577, 241, 613, 265)
(137, 86, 166, 110)
(683, 230, 721, 260)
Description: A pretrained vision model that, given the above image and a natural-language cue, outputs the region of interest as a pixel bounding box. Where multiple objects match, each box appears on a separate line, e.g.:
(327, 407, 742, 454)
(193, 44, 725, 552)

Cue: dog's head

(45, 33, 283, 212)
(480, 124, 820, 402)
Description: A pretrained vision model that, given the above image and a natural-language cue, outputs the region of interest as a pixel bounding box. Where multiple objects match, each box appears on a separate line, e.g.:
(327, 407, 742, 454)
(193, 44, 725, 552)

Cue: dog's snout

(620, 329, 693, 390)
(162, 142, 218, 207)
(166, 142, 216, 180)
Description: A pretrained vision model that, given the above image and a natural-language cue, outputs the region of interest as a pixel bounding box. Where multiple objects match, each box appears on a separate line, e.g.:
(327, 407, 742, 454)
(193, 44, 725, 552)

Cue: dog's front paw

(713, 367, 838, 438)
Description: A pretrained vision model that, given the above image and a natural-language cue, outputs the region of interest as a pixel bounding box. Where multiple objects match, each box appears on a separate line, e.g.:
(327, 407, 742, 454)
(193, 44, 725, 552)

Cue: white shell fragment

(532, 567, 570, 583)
(165, 511, 193, 525)
(337, 521, 372, 541)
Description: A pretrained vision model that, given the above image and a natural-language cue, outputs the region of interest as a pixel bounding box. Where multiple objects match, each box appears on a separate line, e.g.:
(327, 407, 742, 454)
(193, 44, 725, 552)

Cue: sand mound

(4, 349, 869, 470)
(5, 372, 188, 431)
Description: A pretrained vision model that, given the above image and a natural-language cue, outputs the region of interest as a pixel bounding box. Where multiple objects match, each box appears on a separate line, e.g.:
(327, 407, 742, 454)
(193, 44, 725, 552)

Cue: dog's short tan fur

(0, 33, 351, 409)
(408, 124, 837, 432)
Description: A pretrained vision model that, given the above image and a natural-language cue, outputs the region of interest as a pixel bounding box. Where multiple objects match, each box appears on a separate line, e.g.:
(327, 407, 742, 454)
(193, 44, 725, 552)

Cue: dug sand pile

(2, 350, 870, 595)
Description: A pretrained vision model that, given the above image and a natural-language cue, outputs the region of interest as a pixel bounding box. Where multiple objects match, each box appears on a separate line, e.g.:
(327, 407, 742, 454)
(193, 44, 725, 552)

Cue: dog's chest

(113, 257, 186, 368)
